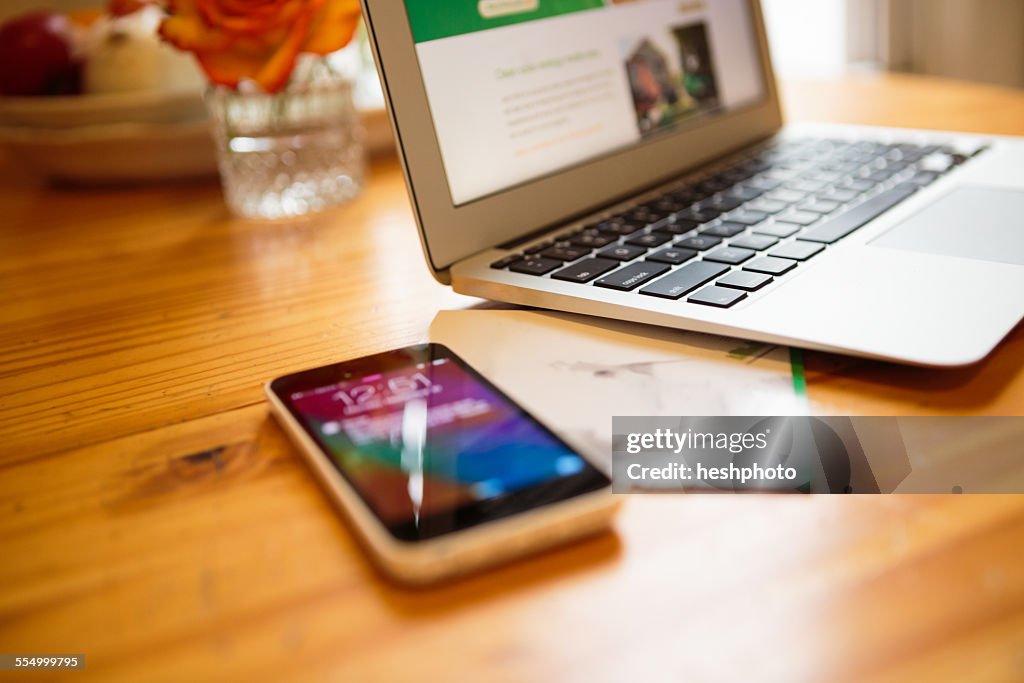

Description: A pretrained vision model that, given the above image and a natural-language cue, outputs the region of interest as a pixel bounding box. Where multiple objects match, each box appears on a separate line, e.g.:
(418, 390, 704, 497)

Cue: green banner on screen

(404, 0, 605, 43)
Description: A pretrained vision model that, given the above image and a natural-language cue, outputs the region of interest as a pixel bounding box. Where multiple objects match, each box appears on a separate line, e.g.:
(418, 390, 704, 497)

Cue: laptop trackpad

(871, 186, 1024, 266)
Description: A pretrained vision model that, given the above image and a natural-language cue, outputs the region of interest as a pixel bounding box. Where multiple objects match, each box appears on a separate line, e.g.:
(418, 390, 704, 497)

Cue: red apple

(0, 11, 81, 96)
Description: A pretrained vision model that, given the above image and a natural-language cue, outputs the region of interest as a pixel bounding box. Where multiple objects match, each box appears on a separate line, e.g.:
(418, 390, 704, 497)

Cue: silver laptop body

(362, 0, 1024, 366)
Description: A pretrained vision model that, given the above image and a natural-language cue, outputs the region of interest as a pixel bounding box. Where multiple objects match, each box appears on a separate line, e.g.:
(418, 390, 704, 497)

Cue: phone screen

(273, 344, 608, 541)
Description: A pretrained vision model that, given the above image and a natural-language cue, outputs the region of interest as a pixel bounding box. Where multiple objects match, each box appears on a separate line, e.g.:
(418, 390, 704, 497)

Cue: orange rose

(158, 0, 360, 93)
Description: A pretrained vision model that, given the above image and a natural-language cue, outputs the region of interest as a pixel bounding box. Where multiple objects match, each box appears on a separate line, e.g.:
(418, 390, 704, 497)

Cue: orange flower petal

(254, 2, 318, 92)
(69, 8, 105, 26)
(214, 0, 295, 21)
(160, 13, 232, 52)
(197, 0, 300, 35)
(196, 50, 269, 89)
(303, 0, 360, 55)
(219, 0, 285, 15)
(160, 0, 360, 91)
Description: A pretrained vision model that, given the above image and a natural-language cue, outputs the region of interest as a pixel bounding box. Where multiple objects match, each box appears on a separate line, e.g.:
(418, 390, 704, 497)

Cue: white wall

(761, 0, 849, 77)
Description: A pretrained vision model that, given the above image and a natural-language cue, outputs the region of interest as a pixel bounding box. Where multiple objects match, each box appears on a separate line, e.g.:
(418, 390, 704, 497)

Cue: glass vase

(206, 60, 365, 220)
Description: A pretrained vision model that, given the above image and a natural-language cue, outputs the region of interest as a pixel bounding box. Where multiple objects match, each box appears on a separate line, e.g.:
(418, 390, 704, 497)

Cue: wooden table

(2, 74, 1023, 682)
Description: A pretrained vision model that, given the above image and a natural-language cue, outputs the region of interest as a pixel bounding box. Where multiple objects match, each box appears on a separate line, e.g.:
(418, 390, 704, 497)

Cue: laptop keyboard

(489, 137, 987, 308)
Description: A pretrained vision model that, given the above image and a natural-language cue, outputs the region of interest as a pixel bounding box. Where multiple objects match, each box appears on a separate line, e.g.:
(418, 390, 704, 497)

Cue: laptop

(361, 0, 1024, 366)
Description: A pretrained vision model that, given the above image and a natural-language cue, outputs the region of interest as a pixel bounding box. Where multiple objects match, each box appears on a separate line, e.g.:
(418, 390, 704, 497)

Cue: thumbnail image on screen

(622, 22, 720, 136)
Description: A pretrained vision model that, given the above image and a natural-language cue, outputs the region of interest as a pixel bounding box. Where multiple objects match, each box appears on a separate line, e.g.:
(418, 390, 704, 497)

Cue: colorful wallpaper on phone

(290, 359, 585, 524)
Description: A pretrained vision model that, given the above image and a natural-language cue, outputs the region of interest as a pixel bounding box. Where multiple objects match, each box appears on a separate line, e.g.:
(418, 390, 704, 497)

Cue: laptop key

(800, 199, 840, 214)
(541, 246, 591, 261)
(598, 244, 647, 261)
(675, 234, 722, 251)
(752, 222, 801, 238)
(746, 199, 787, 214)
(696, 178, 730, 194)
(811, 170, 843, 183)
(820, 188, 859, 203)
(744, 257, 797, 276)
(717, 270, 773, 291)
(920, 152, 955, 173)
(595, 220, 643, 236)
(524, 241, 553, 255)
(647, 247, 698, 265)
(886, 160, 909, 174)
(786, 179, 827, 193)
(776, 211, 820, 226)
(639, 261, 729, 300)
(700, 222, 746, 238)
(766, 189, 806, 204)
(770, 241, 825, 261)
(490, 254, 522, 269)
(704, 246, 756, 265)
(728, 185, 763, 202)
(677, 207, 721, 223)
(725, 210, 769, 226)
(616, 214, 647, 228)
(705, 195, 743, 212)
(746, 176, 783, 191)
(658, 218, 701, 235)
(551, 258, 619, 283)
(729, 234, 778, 251)
(670, 188, 699, 204)
(647, 197, 687, 214)
(571, 233, 618, 248)
(625, 231, 673, 248)
(801, 186, 916, 244)
(843, 178, 874, 192)
(625, 207, 665, 224)
(594, 262, 670, 291)
(688, 286, 748, 308)
(510, 257, 562, 275)
(907, 171, 939, 186)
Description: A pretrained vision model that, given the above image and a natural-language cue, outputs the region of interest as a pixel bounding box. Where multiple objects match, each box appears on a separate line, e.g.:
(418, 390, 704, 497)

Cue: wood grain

(0, 158, 474, 462)
(1, 74, 1024, 682)
(2, 409, 1022, 683)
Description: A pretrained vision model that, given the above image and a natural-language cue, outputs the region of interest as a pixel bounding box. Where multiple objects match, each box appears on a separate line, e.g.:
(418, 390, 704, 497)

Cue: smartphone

(265, 343, 617, 584)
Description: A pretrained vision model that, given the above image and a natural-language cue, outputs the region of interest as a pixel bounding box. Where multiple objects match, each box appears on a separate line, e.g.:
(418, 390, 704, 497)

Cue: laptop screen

(404, 0, 766, 206)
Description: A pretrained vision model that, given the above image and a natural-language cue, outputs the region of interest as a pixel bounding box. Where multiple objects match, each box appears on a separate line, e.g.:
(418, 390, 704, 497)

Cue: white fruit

(82, 6, 204, 95)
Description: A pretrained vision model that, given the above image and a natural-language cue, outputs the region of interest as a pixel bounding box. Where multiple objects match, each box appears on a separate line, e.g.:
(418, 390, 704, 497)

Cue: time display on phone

(329, 368, 437, 413)
(288, 355, 588, 529)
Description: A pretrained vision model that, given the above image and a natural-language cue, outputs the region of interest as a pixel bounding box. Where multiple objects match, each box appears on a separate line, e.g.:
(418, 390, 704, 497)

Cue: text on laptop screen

(404, 0, 766, 205)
